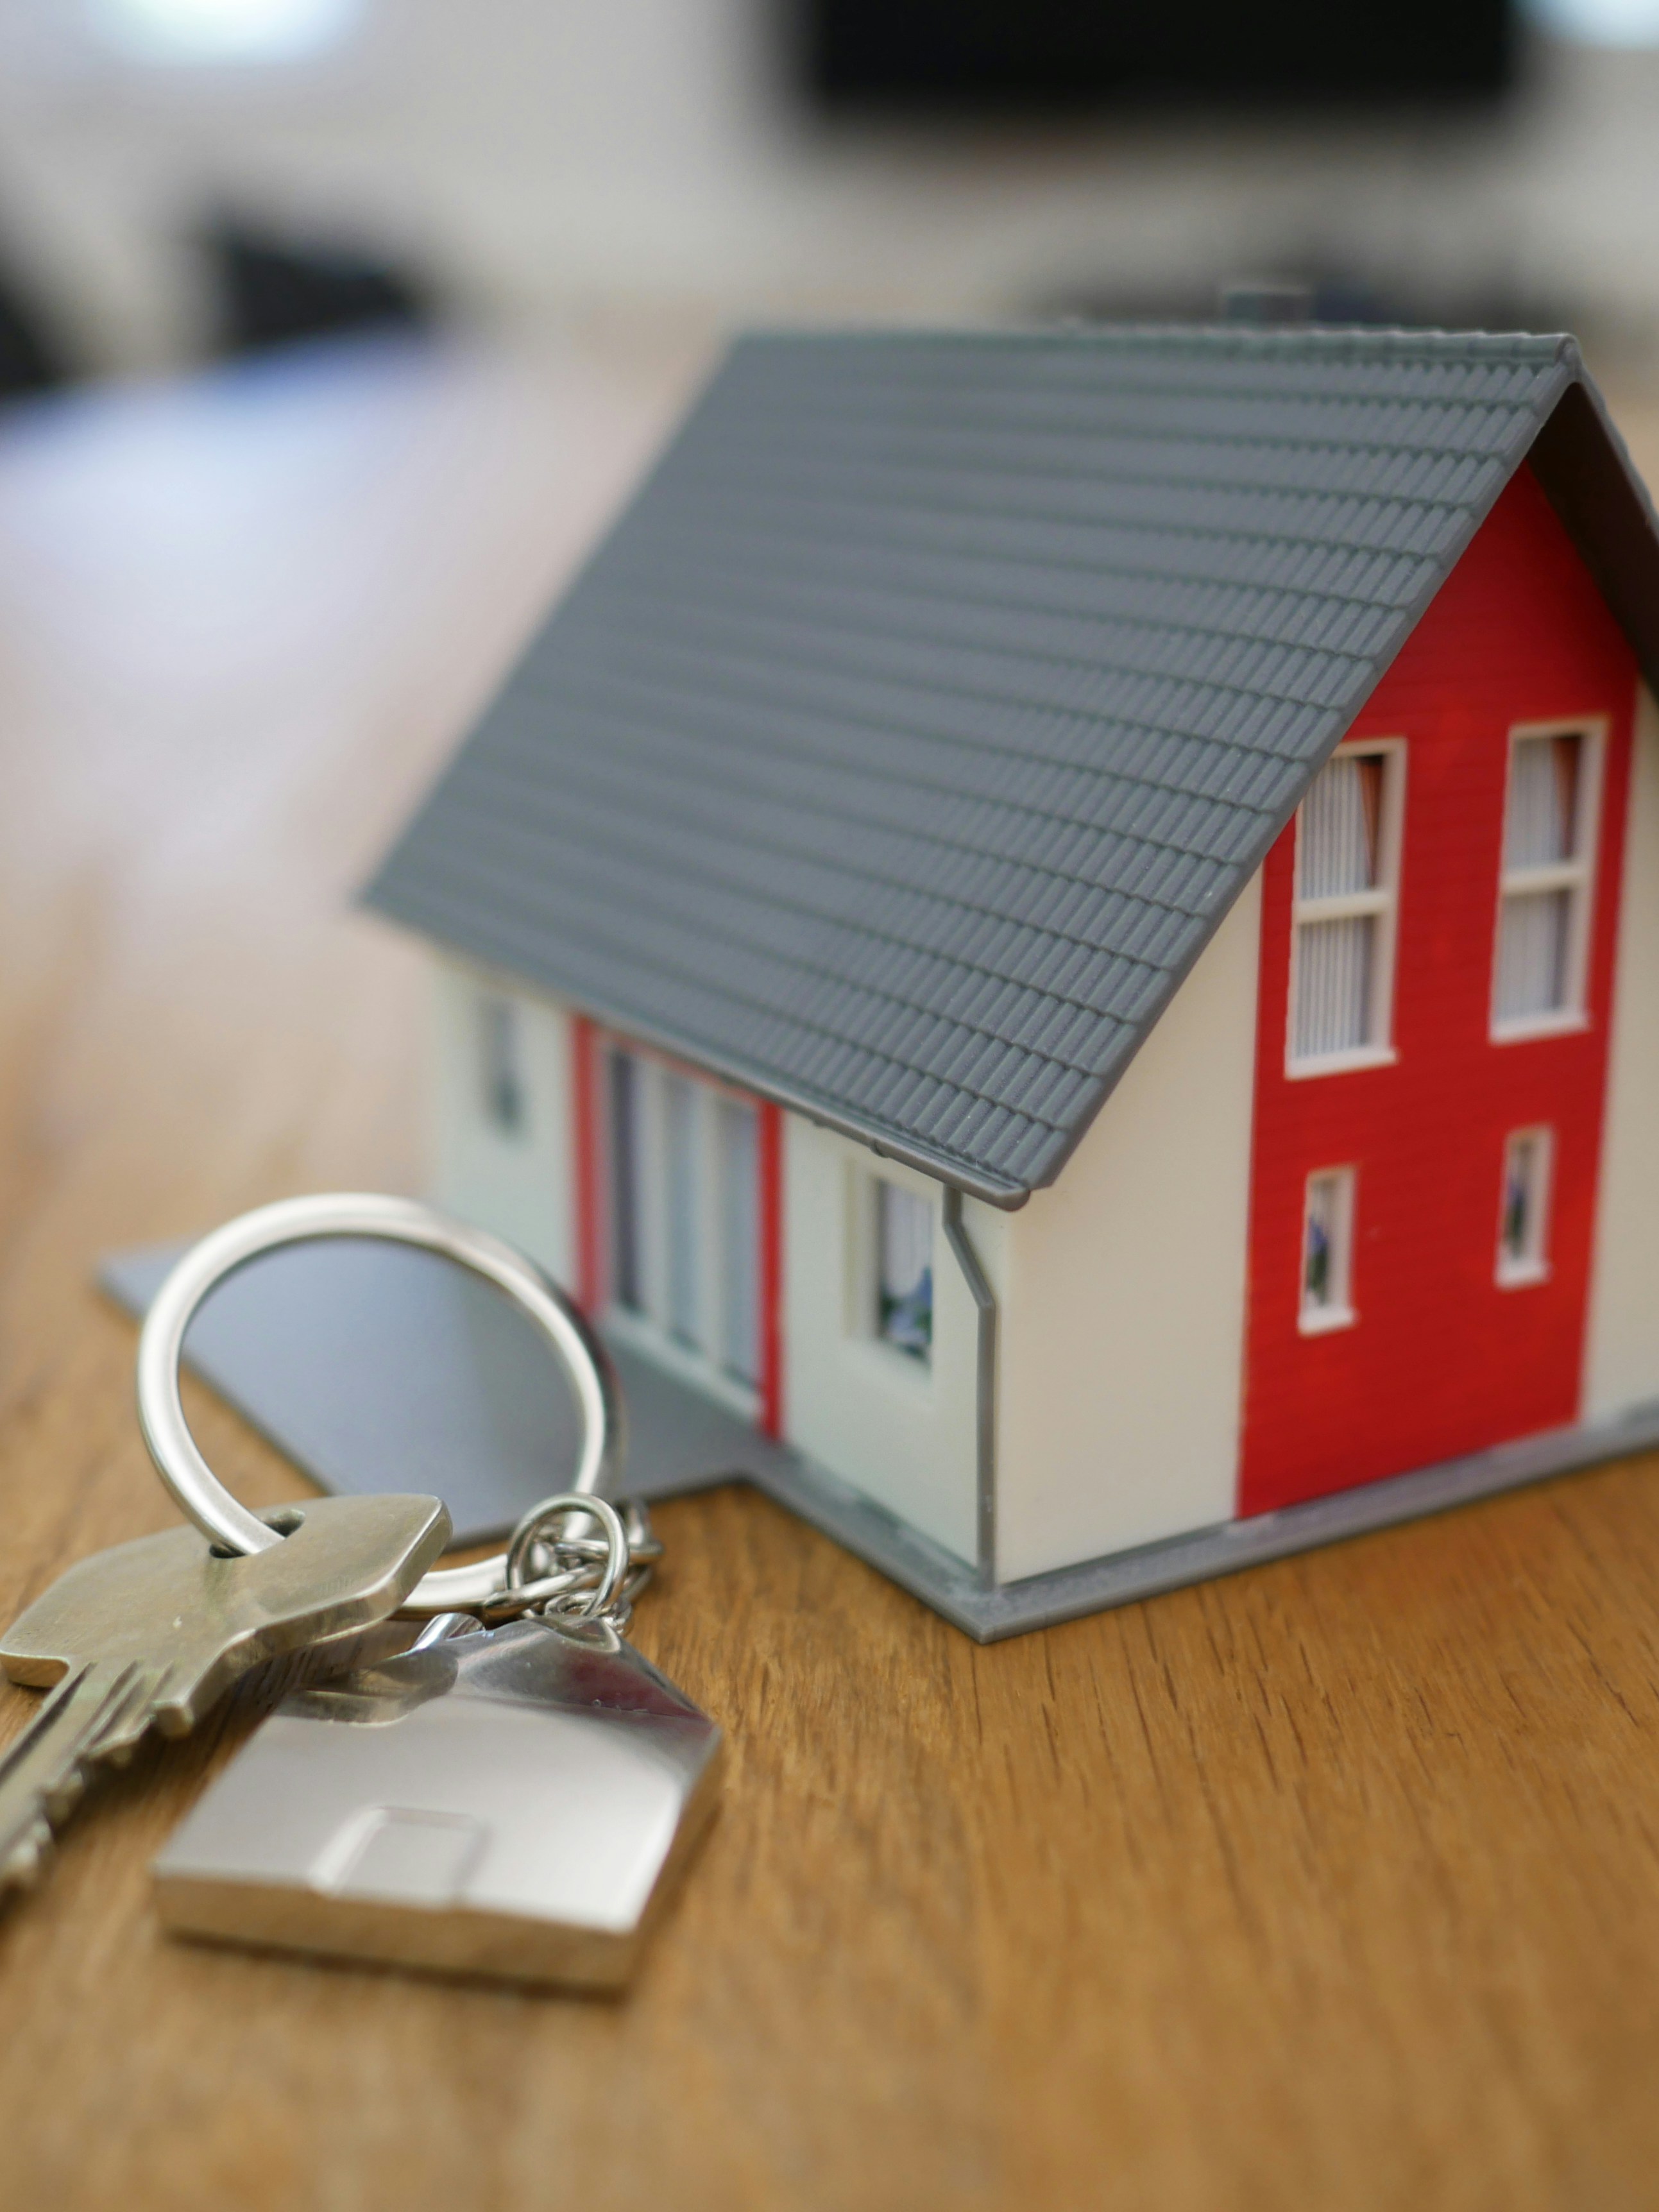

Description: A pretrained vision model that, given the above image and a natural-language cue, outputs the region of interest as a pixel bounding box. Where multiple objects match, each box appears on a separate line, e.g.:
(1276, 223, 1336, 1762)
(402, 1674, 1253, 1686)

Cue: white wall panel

(1585, 683, 1659, 1420)
(994, 876, 1262, 1582)
(429, 955, 574, 1287)
(781, 1123, 997, 1567)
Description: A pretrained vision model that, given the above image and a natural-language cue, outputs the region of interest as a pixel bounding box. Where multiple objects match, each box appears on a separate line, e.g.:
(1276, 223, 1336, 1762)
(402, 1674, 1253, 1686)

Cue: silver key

(0, 1492, 450, 1894)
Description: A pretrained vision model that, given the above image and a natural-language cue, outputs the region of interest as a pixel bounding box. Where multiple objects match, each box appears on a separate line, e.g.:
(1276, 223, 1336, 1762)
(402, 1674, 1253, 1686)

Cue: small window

(1497, 1128, 1553, 1286)
(1494, 727, 1601, 1035)
(662, 1072, 699, 1345)
(1300, 1168, 1356, 1333)
(875, 1179, 933, 1363)
(1289, 744, 1404, 1073)
(608, 1049, 643, 1311)
(478, 994, 525, 1136)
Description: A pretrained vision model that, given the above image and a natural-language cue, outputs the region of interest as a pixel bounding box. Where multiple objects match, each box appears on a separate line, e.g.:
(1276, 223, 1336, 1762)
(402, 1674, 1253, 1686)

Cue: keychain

(136, 1193, 724, 1989)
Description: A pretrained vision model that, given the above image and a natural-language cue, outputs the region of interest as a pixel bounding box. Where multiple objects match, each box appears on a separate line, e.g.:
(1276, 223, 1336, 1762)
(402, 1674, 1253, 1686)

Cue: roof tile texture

(368, 327, 1580, 1199)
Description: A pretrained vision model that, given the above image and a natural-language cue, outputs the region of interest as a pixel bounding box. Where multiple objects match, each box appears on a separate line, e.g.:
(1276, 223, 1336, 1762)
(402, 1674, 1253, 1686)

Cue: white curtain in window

(1298, 754, 1382, 898)
(1293, 753, 1386, 1059)
(606, 1047, 761, 1392)
(1496, 889, 1572, 1023)
(717, 1099, 758, 1384)
(663, 1073, 699, 1345)
(1506, 735, 1580, 867)
(1497, 734, 1585, 1024)
(1294, 916, 1375, 1059)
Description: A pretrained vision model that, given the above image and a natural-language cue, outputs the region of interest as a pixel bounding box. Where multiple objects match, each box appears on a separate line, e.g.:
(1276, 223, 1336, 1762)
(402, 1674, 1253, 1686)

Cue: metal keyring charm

(135, 1191, 626, 1617)
(505, 1493, 631, 1624)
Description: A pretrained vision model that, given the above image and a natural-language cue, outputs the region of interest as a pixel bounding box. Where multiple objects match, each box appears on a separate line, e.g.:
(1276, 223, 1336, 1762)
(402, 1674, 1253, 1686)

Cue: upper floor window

(1493, 726, 1603, 1037)
(606, 1044, 760, 1394)
(1289, 741, 1405, 1075)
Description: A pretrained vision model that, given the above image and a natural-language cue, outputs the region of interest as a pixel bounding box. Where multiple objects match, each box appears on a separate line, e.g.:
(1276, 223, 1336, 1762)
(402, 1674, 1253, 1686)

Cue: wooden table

(3, 332, 1659, 2212)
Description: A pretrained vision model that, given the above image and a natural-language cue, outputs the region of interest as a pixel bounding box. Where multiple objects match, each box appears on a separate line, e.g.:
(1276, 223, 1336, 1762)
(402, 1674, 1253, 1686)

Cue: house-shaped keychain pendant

(155, 1615, 723, 1987)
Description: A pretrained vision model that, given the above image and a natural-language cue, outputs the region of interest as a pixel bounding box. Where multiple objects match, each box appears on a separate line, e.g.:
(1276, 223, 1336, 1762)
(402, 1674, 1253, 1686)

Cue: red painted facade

(1238, 466, 1637, 1515)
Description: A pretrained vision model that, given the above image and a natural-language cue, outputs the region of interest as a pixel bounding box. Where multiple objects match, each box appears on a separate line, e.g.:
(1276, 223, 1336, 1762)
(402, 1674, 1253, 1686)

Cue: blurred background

(0, 0, 1653, 390)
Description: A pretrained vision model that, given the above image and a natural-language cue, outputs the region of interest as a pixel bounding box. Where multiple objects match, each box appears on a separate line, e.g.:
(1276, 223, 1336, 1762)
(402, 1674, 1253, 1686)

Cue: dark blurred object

(201, 215, 433, 359)
(797, 0, 1515, 109)
(0, 262, 70, 398)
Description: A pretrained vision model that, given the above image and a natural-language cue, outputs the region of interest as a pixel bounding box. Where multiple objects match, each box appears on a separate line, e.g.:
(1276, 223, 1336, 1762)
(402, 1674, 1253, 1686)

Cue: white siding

(992, 875, 1262, 1583)
(1584, 684, 1659, 1420)
(781, 1125, 999, 1565)
(429, 956, 574, 1286)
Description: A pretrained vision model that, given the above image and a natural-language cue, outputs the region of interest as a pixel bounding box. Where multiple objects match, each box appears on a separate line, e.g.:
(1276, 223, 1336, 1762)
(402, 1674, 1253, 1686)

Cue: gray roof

(366, 326, 1659, 1205)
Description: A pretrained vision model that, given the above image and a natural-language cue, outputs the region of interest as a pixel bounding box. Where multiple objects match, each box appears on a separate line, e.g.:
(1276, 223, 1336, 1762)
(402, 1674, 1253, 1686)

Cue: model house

(366, 326, 1659, 1638)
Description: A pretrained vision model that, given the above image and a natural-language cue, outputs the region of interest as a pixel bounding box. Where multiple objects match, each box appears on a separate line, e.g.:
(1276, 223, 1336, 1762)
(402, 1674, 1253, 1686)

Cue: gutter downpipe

(942, 1186, 998, 1587)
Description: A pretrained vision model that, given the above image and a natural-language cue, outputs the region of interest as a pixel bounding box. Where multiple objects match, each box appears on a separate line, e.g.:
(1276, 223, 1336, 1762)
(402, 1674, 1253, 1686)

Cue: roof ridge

(737, 324, 1578, 366)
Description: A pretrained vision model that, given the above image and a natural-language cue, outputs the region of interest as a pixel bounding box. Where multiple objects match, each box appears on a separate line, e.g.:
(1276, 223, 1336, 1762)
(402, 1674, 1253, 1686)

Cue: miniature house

(366, 327, 1659, 1638)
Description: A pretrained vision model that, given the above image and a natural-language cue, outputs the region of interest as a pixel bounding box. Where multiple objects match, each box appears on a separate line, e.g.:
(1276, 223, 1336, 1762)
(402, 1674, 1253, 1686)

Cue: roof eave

(361, 915, 1037, 1207)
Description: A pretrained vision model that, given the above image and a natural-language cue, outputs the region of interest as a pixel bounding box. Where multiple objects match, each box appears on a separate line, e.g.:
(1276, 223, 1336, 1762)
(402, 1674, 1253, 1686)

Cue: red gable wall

(1239, 464, 1637, 1516)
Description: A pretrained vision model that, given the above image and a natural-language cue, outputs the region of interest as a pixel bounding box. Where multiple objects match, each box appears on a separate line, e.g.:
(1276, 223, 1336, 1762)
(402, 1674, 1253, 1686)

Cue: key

(0, 1491, 450, 1894)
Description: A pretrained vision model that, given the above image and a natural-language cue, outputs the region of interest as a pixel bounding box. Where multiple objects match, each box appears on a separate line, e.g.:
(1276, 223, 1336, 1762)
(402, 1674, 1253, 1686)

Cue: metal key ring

(135, 1192, 626, 1617)
(505, 1493, 631, 1623)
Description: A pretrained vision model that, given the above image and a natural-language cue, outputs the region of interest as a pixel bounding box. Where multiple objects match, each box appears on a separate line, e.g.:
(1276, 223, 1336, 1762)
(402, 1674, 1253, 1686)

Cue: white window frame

(600, 1039, 761, 1419)
(1496, 1125, 1554, 1288)
(844, 1158, 937, 1388)
(1298, 1165, 1357, 1335)
(1491, 718, 1606, 1043)
(1286, 738, 1408, 1079)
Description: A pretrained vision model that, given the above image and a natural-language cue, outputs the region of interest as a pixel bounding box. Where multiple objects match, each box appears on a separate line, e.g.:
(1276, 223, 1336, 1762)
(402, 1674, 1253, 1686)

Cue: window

(605, 1046, 760, 1391)
(1494, 726, 1602, 1035)
(1289, 743, 1404, 1074)
(1300, 1168, 1356, 1332)
(717, 1098, 760, 1382)
(874, 1178, 933, 1363)
(1497, 1128, 1553, 1285)
(478, 994, 525, 1136)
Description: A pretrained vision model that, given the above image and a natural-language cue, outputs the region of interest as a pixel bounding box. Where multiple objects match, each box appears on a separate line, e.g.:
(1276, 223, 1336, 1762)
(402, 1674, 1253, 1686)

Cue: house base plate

(101, 1240, 1659, 1642)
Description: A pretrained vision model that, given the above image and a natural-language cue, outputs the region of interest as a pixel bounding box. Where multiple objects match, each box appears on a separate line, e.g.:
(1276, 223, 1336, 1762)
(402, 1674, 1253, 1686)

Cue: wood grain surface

(2, 333, 1659, 2212)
